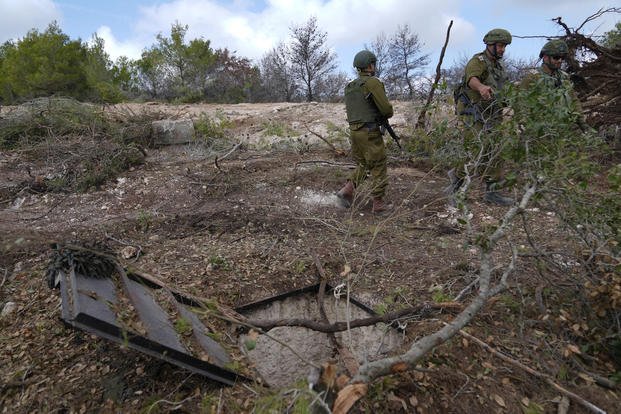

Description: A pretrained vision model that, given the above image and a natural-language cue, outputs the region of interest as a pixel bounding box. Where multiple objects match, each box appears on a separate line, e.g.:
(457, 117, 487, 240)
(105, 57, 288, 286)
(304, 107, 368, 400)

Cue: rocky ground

(1, 101, 618, 413)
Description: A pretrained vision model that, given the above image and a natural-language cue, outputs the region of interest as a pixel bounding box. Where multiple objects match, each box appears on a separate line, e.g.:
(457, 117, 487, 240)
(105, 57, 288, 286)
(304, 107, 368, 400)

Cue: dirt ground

(1, 102, 619, 413)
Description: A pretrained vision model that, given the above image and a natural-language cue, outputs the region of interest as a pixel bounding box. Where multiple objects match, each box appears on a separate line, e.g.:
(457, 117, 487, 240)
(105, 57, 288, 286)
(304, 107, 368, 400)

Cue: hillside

(1, 101, 618, 414)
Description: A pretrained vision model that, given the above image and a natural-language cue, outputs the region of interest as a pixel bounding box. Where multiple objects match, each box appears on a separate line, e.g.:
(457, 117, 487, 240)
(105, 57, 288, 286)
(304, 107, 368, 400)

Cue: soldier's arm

(465, 57, 493, 100)
(468, 76, 493, 100)
(366, 78, 394, 119)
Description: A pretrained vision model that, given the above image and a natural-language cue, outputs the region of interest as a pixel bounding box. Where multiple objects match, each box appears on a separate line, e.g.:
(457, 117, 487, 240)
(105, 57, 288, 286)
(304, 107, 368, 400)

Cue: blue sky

(0, 1, 617, 75)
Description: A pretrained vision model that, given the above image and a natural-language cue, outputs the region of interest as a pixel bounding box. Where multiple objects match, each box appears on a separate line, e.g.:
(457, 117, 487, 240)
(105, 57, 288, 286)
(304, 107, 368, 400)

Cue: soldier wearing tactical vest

(448, 28, 514, 207)
(336, 50, 394, 214)
(521, 39, 586, 129)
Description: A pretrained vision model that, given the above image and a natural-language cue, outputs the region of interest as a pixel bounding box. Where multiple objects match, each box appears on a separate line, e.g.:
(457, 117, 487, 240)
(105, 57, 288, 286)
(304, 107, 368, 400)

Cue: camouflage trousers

(349, 125, 388, 198)
(453, 115, 503, 183)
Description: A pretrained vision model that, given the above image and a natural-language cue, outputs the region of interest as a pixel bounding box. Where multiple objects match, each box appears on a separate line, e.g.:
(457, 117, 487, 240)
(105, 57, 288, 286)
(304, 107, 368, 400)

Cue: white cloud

(93, 26, 144, 62)
(0, 0, 61, 43)
(123, 0, 475, 68)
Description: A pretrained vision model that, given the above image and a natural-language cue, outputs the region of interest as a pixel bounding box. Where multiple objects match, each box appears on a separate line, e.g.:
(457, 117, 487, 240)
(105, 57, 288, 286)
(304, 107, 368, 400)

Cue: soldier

(521, 39, 586, 129)
(448, 28, 514, 206)
(336, 50, 394, 214)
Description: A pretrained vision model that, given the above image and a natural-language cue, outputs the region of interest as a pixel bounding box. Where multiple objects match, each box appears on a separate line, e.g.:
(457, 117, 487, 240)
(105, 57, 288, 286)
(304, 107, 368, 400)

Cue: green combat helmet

(353, 50, 377, 70)
(483, 28, 512, 45)
(540, 39, 569, 58)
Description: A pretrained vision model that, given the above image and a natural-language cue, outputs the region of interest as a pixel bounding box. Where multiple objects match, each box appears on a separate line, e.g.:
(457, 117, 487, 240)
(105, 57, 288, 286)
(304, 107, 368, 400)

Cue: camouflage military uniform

(520, 40, 586, 129)
(455, 51, 508, 182)
(344, 73, 394, 198)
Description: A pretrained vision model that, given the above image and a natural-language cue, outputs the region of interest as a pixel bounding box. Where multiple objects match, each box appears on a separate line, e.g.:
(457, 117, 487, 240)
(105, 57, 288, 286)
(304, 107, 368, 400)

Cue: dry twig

(456, 327, 607, 414)
(416, 20, 453, 129)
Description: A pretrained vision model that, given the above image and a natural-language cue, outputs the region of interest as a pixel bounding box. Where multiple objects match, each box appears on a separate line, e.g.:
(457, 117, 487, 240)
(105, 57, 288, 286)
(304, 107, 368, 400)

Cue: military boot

(484, 181, 514, 206)
(372, 197, 392, 215)
(444, 168, 464, 207)
(336, 180, 354, 208)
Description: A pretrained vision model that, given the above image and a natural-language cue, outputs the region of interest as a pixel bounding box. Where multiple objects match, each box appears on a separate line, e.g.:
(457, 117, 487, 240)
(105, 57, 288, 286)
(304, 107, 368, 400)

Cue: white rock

(1, 302, 17, 318)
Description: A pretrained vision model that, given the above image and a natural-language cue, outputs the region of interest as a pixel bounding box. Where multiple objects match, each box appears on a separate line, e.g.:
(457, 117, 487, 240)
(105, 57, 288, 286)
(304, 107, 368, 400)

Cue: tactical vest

(462, 52, 508, 105)
(537, 67, 575, 108)
(344, 77, 381, 124)
(538, 67, 568, 88)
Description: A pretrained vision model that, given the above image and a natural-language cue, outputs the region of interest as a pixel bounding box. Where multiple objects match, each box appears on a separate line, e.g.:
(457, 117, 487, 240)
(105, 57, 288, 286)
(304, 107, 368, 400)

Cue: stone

(151, 119, 195, 146)
(1, 302, 17, 318)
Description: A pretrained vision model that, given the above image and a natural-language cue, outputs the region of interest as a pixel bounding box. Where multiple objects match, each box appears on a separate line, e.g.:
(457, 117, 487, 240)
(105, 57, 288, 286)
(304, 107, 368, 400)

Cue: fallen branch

(312, 251, 359, 376)
(294, 160, 355, 168)
(0, 267, 8, 288)
(214, 141, 243, 171)
(456, 328, 607, 414)
(349, 184, 536, 383)
(247, 302, 461, 333)
(304, 123, 347, 156)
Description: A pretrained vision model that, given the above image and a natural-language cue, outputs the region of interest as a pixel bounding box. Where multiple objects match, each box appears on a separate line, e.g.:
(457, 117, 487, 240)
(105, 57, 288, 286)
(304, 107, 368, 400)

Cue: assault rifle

(379, 118, 401, 150)
(364, 92, 402, 149)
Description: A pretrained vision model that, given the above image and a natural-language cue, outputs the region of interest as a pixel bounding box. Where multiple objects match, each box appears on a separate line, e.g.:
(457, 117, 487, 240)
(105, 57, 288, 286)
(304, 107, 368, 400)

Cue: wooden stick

(312, 250, 359, 376)
(416, 20, 453, 129)
(250, 302, 461, 332)
(456, 327, 607, 414)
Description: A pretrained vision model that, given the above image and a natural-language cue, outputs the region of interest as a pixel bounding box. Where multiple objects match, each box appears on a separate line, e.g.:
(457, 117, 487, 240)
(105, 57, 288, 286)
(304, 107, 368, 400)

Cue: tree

(83, 35, 123, 103)
(313, 71, 349, 102)
(0, 22, 90, 104)
(110, 56, 138, 98)
(601, 21, 621, 48)
(287, 16, 338, 102)
(204, 48, 260, 103)
(259, 43, 298, 102)
(385, 24, 430, 99)
(133, 22, 217, 101)
(365, 32, 391, 79)
(134, 47, 166, 99)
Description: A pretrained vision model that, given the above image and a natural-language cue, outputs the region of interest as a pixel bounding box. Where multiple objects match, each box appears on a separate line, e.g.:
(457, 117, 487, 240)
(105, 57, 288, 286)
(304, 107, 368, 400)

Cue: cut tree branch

(349, 184, 537, 383)
(246, 302, 462, 333)
(416, 20, 453, 129)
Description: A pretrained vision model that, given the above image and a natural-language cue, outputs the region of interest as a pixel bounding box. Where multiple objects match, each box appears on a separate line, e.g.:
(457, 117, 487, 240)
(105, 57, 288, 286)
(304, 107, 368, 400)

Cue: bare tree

(386, 24, 430, 99)
(364, 32, 391, 79)
(259, 42, 298, 102)
(288, 16, 338, 102)
(314, 71, 349, 102)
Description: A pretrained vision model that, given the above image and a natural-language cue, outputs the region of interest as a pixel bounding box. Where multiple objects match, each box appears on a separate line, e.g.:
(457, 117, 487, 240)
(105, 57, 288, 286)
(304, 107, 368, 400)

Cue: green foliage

(174, 317, 192, 336)
(522, 401, 545, 414)
(498, 80, 602, 189)
(261, 120, 295, 137)
(194, 112, 232, 142)
(253, 383, 315, 414)
(0, 22, 121, 104)
(408, 116, 464, 169)
(244, 338, 256, 351)
(0, 97, 108, 149)
(601, 21, 621, 48)
(77, 144, 145, 192)
(292, 259, 307, 274)
(136, 210, 153, 232)
(374, 303, 388, 315)
(208, 255, 230, 270)
(431, 289, 451, 303)
(325, 120, 350, 143)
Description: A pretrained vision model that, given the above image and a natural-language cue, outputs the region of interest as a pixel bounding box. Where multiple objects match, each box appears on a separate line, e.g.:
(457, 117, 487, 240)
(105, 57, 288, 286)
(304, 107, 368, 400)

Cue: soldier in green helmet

(336, 50, 394, 214)
(448, 28, 514, 206)
(520, 39, 586, 129)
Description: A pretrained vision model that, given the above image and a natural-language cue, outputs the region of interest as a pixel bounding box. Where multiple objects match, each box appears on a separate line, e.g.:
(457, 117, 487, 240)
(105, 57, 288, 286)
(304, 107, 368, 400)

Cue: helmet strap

(542, 56, 559, 73)
(486, 44, 500, 60)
